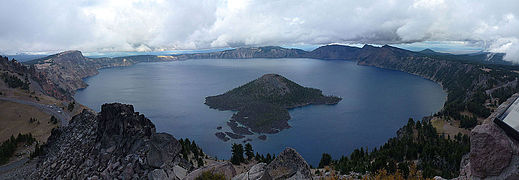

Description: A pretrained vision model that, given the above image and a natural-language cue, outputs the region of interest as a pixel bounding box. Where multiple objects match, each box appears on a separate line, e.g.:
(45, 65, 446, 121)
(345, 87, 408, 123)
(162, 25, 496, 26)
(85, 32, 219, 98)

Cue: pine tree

(255, 152, 261, 161)
(197, 157, 204, 167)
(230, 144, 244, 165)
(319, 153, 332, 168)
(244, 143, 254, 160)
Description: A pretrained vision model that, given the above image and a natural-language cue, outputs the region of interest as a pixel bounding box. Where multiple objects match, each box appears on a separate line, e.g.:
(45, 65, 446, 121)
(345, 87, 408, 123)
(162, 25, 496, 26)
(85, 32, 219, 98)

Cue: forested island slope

(206, 74, 341, 134)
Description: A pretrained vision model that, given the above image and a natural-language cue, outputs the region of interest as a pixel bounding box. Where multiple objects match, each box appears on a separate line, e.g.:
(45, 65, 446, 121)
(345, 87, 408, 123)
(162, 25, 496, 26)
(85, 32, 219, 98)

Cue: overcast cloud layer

(0, 0, 518, 61)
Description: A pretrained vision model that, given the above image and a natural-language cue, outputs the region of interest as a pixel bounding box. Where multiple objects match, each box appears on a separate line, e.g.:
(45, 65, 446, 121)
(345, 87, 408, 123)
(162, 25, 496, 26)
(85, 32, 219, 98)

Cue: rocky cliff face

(29, 51, 99, 99)
(356, 45, 519, 120)
(32, 103, 190, 179)
(27, 52, 174, 100)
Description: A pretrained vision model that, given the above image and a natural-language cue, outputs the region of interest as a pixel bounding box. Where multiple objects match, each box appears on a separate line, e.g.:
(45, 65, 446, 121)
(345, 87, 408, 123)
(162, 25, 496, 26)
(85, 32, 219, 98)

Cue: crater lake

(74, 58, 446, 165)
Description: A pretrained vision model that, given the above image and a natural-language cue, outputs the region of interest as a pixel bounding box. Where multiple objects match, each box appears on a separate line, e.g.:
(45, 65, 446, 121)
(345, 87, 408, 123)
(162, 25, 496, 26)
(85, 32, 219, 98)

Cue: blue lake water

(74, 58, 446, 166)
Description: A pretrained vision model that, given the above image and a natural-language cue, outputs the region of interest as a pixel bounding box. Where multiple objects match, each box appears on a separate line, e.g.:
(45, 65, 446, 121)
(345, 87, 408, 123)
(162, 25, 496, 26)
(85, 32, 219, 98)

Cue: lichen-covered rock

(262, 148, 312, 180)
(31, 103, 189, 179)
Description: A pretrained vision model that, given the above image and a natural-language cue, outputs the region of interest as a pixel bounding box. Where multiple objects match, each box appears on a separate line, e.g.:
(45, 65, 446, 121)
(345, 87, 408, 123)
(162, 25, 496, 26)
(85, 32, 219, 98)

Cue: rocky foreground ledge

(32, 103, 190, 179)
(0, 102, 313, 179)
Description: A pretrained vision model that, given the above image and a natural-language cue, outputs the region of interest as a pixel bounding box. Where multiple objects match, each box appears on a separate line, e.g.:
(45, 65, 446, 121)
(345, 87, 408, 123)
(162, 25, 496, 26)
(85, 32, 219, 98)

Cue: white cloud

(0, 0, 518, 62)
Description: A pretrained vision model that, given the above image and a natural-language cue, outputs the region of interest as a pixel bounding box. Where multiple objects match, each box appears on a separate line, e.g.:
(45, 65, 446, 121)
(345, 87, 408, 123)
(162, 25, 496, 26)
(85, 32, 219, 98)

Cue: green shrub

(195, 171, 226, 180)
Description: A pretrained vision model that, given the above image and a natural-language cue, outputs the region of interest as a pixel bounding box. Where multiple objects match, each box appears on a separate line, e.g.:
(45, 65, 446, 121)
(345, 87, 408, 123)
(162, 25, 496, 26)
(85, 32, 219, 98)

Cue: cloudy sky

(1, 0, 518, 61)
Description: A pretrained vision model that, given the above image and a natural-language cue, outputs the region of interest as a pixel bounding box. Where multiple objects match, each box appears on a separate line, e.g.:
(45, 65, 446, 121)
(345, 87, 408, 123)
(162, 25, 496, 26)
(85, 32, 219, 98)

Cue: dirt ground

(0, 100, 58, 143)
(431, 117, 470, 138)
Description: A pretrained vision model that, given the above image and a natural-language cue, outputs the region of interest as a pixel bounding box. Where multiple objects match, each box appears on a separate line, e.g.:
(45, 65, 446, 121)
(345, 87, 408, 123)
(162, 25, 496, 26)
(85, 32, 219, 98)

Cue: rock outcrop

(30, 50, 99, 99)
(32, 103, 190, 179)
(469, 123, 513, 177)
(263, 148, 313, 180)
(233, 148, 312, 180)
(458, 94, 519, 179)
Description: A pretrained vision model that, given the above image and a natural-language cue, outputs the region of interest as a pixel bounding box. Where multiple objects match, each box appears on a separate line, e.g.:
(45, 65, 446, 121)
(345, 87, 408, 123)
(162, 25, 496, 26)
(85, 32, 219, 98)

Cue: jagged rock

(30, 103, 189, 179)
(262, 148, 312, 180)
(184, 162, 237, 180)
(97, 103, 156, 145)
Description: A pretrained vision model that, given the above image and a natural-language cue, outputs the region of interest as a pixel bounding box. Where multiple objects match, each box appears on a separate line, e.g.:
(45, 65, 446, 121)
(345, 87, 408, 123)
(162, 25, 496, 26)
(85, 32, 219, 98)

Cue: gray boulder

(173, 165, 188, 179)
(232, 163, 267, 180)
(469, 123, 513, 178)
(262, 148, 312, 180)
(147, 133, 182, 168)
(184, 161, 237, 180)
